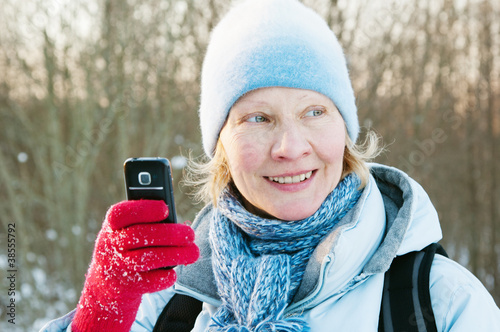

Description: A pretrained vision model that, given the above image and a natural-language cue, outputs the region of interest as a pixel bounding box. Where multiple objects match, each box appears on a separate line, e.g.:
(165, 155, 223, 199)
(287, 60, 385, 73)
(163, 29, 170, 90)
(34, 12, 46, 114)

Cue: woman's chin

(266, 206, 318, 221)
(243, 195, 322, 221)
(244, 203, 315, 221)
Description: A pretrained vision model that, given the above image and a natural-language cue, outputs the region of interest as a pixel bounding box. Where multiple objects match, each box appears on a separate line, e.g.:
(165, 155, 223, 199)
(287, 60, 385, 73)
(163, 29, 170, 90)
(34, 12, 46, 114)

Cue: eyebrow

(232, 99, 269, 111)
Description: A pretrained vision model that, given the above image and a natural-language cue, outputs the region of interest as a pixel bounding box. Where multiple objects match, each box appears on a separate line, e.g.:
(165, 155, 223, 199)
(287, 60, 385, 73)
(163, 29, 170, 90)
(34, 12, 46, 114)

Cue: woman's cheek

(329, 140, 345, 161)
(227, 131, 267, 173)
(313, 129, 345, 181)
(239, 141, 265, 172)
(319, 125, 345, 161)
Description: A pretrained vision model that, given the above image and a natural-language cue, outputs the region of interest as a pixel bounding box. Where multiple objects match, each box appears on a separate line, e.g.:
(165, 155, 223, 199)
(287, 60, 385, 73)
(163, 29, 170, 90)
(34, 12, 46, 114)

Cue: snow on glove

(71, 200, 199, 332)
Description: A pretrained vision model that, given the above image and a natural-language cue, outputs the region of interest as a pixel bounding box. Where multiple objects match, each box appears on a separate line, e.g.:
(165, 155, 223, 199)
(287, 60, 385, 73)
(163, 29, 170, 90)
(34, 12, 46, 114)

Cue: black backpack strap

(379, 243, 448, 332)
(153, 293, 203, 332)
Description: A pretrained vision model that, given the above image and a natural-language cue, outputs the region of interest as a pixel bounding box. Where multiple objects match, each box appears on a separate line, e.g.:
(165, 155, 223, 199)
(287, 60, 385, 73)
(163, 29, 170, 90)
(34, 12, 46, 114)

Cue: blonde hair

(185, 130, 383, 206)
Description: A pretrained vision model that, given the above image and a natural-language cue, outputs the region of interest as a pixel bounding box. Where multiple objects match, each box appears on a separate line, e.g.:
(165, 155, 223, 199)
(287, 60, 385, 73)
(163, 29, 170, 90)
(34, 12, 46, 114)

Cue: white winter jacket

(40, 164, 500, 331)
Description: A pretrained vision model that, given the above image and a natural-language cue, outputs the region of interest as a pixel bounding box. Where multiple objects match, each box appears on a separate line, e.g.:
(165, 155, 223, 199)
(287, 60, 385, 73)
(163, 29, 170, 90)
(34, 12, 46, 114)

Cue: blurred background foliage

(0, 0, 498, 330)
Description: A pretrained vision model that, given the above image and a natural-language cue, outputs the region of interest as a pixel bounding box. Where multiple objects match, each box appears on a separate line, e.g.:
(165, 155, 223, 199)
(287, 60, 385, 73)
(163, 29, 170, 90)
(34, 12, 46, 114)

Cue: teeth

(268, 171, 312, 184)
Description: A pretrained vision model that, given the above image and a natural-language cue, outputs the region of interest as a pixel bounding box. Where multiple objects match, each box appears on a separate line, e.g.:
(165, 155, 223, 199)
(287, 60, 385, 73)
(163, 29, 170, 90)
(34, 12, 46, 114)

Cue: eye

(247, 115, 267, 123)
(305, 108, 324, 117)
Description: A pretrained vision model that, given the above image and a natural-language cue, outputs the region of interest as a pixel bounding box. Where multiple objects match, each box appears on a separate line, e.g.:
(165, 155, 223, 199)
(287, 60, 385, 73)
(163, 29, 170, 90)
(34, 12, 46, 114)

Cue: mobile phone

(123, 157, 178, 223)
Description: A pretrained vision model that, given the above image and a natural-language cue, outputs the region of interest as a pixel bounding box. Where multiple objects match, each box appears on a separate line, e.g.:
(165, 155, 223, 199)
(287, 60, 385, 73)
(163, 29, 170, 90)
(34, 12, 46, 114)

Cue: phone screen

(123, 157, 177, 223)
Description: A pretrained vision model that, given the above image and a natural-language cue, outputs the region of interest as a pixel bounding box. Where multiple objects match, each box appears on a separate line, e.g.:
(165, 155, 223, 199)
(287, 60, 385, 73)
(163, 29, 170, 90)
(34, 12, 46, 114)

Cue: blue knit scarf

(208, 174, 362, 331)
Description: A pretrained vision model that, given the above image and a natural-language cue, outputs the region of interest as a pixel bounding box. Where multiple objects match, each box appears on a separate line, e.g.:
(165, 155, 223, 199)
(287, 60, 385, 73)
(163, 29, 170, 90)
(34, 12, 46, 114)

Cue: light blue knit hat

(199, 0, 359, 157)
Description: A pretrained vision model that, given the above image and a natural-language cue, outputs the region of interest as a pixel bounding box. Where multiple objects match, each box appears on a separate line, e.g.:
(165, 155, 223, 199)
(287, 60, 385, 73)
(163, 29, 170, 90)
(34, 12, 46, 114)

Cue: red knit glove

(71, 200, 199, 332)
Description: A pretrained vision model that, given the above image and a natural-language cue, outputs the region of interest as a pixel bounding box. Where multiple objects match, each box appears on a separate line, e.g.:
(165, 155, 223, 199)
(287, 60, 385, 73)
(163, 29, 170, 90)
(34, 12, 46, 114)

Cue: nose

(270, 124, 312, 160)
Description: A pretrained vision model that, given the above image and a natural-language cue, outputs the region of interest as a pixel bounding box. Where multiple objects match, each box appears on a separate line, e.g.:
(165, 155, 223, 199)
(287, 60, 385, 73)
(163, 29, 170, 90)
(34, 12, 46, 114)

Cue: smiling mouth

(267, 171, 313, 184)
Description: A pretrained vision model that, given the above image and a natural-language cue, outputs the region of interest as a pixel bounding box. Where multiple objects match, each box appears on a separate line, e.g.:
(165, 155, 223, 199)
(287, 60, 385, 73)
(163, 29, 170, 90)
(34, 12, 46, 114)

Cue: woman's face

(219, 87, 346, 221)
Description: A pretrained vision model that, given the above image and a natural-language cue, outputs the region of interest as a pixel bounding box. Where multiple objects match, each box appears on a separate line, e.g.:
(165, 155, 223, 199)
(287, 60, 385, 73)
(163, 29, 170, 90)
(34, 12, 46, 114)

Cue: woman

(42, 0, 500, 331)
